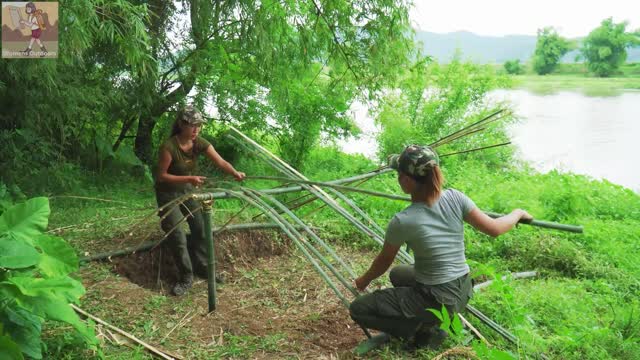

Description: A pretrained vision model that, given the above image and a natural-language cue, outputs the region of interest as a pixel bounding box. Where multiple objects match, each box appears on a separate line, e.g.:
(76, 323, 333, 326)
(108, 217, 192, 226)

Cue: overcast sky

(410, 0, 640, 38)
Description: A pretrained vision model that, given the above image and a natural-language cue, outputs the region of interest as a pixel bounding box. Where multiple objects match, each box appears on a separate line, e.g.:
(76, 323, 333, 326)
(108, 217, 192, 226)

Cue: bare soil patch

(80, 230, 364, 359)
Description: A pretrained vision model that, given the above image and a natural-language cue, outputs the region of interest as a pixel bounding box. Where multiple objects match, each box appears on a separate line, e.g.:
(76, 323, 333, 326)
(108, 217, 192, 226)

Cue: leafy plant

(532, 27, 573, 75)
(503, 59, 524, 75)
(0, 197, 98, 359)
(581, 18, 640, 77)
(427, 304, 464, 339)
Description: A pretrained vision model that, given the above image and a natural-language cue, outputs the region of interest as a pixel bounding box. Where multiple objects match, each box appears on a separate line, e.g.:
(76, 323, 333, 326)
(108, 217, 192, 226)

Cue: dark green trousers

(156, 190, 208, 282)
(349, 265, 472, 340)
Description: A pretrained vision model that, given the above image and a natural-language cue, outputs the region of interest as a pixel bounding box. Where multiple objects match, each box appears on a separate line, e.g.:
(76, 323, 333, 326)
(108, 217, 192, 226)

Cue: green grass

(509, 74, 640, 94)
(9, 139, 640, 359)
(496, 62, 640, 94)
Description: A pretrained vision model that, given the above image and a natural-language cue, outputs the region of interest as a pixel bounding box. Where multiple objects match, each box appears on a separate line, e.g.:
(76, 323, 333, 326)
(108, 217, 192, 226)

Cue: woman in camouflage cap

(155, 105, 245, 296)
(350, 144, 532, 349)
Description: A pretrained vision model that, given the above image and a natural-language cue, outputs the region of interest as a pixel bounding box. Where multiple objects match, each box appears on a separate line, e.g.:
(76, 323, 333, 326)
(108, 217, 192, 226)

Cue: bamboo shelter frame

(82, 122, 584, 352)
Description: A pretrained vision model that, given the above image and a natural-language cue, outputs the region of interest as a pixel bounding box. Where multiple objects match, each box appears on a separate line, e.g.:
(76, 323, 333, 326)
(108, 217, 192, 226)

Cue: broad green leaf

(0, 303, 43, 359)
(426, 307, 444, 322)
(0, 235, 41, 269)
(0, 198, 50, 245)
(35, 298, 97, 346)
(7, 276, 85, 303)
(34, 234, 79, 277)
(0, 334, 24, 360)
(451, 313, 463, 336)
(3, 287, 97, 347)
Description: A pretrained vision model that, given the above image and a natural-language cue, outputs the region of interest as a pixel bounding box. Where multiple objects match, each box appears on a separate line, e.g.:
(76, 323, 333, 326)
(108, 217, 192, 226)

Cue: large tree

(532, 27, 572, 75)
(581, 18, 640, 77)
(129, 0, 416, 165)
(1, 0, 416, 175)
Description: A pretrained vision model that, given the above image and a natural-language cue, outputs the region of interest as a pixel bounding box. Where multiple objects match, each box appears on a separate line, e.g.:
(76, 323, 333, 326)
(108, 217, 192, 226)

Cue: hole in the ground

(110, 230, 291, 291)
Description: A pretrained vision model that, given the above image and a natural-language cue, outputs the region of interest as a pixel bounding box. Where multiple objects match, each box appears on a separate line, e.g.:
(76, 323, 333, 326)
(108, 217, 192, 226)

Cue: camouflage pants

(349, 265, 472, 340)
(156, 190, 208, 282)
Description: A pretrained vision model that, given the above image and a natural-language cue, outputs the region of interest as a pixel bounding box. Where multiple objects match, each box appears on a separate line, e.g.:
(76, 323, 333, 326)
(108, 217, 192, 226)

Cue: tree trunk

(134, 115, 156, 165)
(112, 115, 137, 152)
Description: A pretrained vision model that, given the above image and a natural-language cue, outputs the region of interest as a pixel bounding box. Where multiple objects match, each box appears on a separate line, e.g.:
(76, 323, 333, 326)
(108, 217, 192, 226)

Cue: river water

(338, 89, 640, 192)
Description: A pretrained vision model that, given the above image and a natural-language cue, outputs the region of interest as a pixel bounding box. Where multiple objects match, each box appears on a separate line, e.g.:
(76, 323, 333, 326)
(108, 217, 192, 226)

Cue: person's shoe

(22, 47, 32, 56)
(39, 46, 47, 57)
(413, 326, 449, 349)
(172, 277, 193, 296)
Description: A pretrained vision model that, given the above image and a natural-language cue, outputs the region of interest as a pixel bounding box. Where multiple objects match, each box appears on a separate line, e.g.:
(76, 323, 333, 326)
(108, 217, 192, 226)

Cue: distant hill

(414, 30, 640, 64)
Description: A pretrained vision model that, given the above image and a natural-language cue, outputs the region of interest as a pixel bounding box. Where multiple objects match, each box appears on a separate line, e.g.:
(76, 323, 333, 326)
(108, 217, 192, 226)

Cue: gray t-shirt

(385, 189, 476, 285)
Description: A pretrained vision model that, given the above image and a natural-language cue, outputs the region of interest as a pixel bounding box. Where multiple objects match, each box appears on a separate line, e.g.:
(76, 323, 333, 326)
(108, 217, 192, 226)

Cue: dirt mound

(111, 230, 291, 292)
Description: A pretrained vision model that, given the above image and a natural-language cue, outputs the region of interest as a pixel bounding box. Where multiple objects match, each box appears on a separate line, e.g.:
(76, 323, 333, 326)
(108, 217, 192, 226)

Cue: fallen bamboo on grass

(458, 313, 490, 347)
(71, 304, 176, 360)
(473, 271, 537, 292)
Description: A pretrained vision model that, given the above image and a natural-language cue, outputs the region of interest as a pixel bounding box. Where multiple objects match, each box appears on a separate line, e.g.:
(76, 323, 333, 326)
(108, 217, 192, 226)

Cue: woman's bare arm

(464, 207, 532, 237)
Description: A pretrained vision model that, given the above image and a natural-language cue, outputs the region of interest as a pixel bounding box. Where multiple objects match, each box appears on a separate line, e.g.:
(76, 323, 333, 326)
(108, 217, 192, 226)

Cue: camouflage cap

(388, 145, 440, 177)
(178, 105, 206, 125)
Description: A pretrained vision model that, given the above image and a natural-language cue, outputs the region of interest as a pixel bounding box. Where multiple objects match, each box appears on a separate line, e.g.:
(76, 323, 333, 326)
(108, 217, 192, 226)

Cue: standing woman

(350, 145, 532, 348)
(19, 2, 47, 57)
(155, 105, 245, 296)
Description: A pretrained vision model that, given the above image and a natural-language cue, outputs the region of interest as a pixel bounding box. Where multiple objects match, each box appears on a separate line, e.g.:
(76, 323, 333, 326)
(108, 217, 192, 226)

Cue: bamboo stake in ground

(203, 200, 216, 312)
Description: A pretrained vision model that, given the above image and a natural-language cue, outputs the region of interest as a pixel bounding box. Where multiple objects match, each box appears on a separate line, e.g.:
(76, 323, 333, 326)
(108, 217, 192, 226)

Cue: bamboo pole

(473, 271, 537, 292)
(79, 222, 313, 263)
(229, 190, 373, 339)
(219, 189, 352, 307)
(465, 304, 518, 344)
(227, 133, 413, 263)
(203, 200, 216, 312)
(243, 187, 357, 283)
(195, 166, 393, 201)
(244, 176, 584, 234)
(429, 109, 506, 148)
(71, 304, 175, 360)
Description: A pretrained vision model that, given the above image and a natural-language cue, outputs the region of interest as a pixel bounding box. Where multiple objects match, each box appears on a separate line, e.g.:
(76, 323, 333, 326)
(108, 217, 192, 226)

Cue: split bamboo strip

(439, 142, 512, 158)
(458, 313, 490, 346)
(71, 304, 175, 360)
(429, 109, 506, 148)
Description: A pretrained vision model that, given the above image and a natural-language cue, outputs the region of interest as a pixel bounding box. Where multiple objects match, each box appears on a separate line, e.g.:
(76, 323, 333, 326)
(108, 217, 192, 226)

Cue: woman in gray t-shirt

(350, 144, 532, 349)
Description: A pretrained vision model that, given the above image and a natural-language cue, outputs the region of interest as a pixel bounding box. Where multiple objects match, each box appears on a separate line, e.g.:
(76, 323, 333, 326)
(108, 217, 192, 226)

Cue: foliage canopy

(581, 18, 640, 77)
(532, 27, 572, 75)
